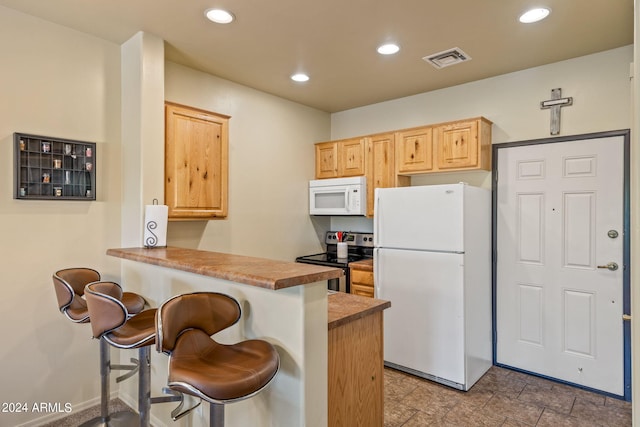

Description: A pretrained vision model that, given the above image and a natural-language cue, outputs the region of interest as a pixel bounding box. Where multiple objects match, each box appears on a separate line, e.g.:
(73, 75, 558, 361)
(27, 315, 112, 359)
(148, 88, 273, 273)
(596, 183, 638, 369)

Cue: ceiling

(0, 0, 633, 112)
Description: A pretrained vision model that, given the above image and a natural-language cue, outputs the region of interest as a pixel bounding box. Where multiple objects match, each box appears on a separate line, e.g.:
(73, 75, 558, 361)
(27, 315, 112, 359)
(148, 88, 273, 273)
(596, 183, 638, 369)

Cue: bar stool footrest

(160, 387, 201, 421)
(112, 358, 140, 383)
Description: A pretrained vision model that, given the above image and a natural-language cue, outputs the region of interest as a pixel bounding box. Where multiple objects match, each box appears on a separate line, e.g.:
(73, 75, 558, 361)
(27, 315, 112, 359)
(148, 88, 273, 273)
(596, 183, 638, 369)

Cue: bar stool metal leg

(210, 403, 224, 427)
(78, 338, 139, 427)
(100, 336, 110, 422)
(138, 347, 151, 427)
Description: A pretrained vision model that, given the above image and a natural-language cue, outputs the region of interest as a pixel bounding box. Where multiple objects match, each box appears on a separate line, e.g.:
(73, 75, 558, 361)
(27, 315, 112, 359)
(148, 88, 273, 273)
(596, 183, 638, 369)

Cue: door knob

(597, 262, 619, 271)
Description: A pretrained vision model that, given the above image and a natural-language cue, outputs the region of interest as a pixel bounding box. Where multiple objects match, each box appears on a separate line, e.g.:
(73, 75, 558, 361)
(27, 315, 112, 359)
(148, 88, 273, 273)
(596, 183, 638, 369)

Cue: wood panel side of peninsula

(328, 292, 390, 427)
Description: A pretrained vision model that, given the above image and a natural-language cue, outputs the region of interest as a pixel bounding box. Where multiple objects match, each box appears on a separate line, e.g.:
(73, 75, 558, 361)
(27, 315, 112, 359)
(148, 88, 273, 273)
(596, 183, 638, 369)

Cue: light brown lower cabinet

(328, 310, 384, 426)
(350, 268, 374, 298)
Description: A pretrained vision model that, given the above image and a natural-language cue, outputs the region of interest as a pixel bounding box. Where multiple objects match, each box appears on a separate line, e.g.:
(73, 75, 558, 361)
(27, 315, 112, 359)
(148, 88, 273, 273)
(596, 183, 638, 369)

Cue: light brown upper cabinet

(396, 117, 492, 175)
(338, 138, 366, 177)
(433, 117, 492, 172)
(165, 102, 229, 220)
(396, 127, 434, 174)
(315, 141, 339, 179)
(315, 138, 366, 179)
(365, 133, 409, 217)
(312, 116, 491, 216)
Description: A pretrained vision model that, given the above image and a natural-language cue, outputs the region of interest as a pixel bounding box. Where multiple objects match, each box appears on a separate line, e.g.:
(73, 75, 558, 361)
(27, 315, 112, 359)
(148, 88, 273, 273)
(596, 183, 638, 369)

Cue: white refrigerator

(374, 183, 492, 390)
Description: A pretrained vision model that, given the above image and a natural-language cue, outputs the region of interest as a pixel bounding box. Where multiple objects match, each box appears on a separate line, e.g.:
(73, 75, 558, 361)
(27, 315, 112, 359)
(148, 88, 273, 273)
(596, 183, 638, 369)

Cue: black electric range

(295, 231, 373, 293)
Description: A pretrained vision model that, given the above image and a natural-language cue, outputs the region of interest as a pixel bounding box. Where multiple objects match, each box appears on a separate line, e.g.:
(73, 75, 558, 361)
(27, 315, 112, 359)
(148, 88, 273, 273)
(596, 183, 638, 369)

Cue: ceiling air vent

(423, 47, 471, 69)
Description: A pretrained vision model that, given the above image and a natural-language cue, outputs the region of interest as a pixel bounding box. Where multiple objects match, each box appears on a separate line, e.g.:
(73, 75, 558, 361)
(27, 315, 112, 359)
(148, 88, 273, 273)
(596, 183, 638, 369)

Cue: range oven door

(330, 272, 348, 293)
(295, 256, 350, 292)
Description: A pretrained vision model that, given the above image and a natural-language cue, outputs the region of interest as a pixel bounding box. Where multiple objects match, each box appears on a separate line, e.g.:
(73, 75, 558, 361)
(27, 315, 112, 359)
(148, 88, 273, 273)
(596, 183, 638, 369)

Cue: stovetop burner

(295, 231, 373, 267)
(295, 252, 367, 266)
(295, 231, 374, 293)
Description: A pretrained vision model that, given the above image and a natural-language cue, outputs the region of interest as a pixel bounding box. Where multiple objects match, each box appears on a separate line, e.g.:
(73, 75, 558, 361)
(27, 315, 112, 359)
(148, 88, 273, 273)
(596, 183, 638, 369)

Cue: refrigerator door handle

(373, 192, 380, 246)
(373, 247, 379, 298)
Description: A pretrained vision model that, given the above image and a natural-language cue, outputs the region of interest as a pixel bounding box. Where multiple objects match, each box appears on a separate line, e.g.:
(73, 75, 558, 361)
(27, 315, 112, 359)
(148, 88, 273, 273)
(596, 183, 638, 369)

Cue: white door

(496, 135, 625, 395)
(375, 248, 465, 385)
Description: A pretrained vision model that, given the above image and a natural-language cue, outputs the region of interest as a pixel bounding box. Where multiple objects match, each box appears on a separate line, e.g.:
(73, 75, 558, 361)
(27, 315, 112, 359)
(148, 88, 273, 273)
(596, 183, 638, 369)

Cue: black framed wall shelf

(14, 133, 96, 201)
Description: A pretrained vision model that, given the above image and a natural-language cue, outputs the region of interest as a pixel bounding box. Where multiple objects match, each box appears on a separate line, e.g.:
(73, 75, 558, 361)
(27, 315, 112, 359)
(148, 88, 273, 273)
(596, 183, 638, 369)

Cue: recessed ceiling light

(291, 73, 310, 82)
(205, 8, 235, 24)
(519, 7, 550, 23)
(377, 43, 400, 55)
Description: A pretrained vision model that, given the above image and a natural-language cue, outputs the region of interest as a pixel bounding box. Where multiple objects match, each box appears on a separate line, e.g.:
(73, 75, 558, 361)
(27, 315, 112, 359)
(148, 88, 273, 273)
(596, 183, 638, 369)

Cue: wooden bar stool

(84, 281, 185, 427)
(53, 268, 147, 426)
(156, 292, 280, 426)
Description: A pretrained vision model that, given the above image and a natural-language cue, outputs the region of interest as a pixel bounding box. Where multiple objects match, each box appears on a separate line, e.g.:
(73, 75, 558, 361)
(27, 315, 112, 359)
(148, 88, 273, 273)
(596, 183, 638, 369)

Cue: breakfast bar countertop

(107, 246, 343, 290)
(327, 291, 390, 330)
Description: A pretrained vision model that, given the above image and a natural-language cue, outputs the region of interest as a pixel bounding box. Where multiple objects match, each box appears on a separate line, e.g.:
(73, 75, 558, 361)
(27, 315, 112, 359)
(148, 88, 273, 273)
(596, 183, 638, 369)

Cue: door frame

(491, 129, 631, 400)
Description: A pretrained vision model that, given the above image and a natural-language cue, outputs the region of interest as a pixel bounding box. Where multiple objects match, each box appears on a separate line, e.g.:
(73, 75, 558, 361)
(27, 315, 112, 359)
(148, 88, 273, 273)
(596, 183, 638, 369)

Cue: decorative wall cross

(540, 88, 573, 135)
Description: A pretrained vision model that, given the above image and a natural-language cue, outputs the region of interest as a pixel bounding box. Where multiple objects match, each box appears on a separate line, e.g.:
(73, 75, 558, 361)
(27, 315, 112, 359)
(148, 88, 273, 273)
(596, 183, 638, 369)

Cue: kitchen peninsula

(107, 246, 388, 427)
(107, 246, 341, 289)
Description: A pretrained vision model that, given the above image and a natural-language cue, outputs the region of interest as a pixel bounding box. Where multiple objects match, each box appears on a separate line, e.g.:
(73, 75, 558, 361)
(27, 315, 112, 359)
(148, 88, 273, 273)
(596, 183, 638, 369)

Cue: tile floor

(385, 366, 632, 426)
(39, 366, 634, 426)
(40, 399, 134, 427)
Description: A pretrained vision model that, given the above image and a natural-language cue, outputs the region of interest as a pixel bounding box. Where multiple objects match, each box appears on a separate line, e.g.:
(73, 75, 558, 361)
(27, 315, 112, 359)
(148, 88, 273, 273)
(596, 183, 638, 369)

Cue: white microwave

(309, 176, 367, 216)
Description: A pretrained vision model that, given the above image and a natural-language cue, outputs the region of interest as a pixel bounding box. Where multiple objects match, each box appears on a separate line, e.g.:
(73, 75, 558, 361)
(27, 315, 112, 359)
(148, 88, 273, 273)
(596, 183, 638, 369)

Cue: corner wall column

(120, 31, 165, 247)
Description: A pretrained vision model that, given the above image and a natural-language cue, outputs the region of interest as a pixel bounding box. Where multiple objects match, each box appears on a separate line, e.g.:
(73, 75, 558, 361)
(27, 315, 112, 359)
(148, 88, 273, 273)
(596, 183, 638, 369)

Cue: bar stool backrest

(84, 281, 127, 339)
(53, 268, 100, 323)
(156, 292, 242, 354)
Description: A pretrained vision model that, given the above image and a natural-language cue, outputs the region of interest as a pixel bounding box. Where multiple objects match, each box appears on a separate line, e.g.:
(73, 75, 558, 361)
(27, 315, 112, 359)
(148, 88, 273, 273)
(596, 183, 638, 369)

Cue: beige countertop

(327, 291, 390, 330)
(107, 246, 343, 290)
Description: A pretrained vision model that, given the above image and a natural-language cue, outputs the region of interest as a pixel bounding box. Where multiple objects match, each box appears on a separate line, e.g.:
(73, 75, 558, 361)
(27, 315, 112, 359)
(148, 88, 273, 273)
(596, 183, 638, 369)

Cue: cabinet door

(434, 120, 479, 170)
(350, 268, 374, 298)
(351, 284, 375, 298)
(165, 102, 229, 219)
(366, 133, 395, 217)
(338, 138, 366, 177)
(351, 269, 374, 286)
(396, 127, 433, 173)
(315, 142, 338, 179)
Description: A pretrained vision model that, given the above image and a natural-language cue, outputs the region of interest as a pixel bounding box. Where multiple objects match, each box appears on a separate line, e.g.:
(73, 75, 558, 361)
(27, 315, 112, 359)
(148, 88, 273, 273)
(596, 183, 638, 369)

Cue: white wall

(331, 46, 632, 145)
(164, 62, 331, 260)
(0, 6, 123, 426)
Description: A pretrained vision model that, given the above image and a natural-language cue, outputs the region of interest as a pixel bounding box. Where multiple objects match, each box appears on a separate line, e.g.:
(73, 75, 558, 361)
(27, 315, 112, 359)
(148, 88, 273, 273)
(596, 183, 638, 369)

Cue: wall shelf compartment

(14, 132, 96, 201)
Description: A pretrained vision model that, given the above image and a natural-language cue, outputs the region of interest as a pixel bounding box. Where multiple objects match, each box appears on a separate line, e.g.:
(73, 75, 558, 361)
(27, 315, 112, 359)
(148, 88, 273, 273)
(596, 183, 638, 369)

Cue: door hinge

(623, 314, 632, 321)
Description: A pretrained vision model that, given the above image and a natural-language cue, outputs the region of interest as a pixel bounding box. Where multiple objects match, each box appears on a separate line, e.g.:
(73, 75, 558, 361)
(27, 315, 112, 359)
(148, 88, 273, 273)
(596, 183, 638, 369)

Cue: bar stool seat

(169, 331, 279, 402)
(157, 292, 279, 426)
(53, 267, 145, 322)
(102, 309, 157, 348)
